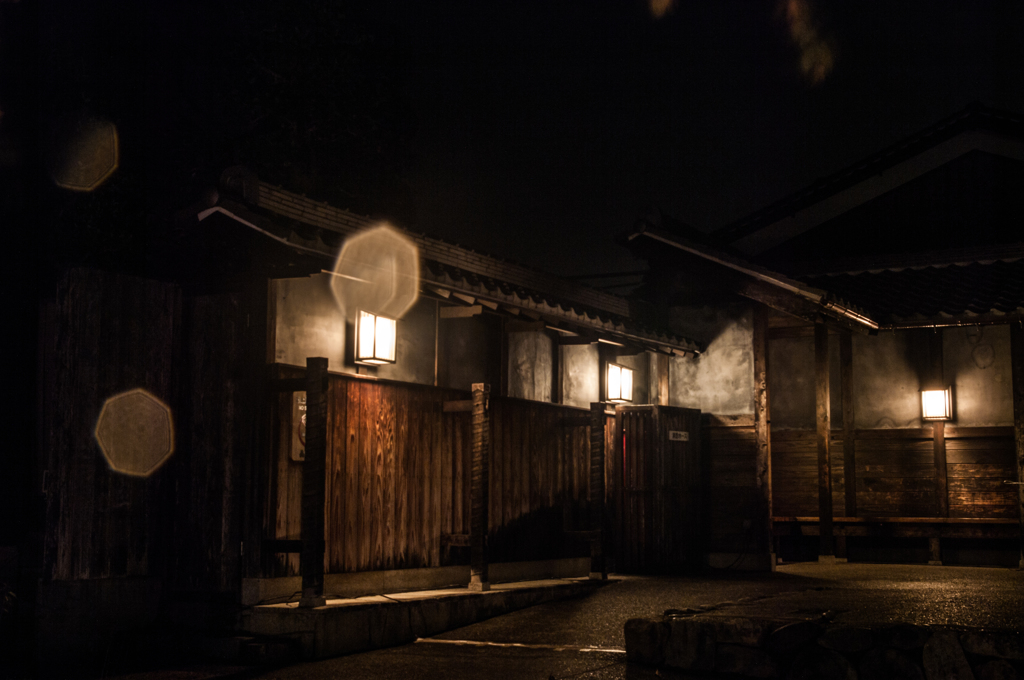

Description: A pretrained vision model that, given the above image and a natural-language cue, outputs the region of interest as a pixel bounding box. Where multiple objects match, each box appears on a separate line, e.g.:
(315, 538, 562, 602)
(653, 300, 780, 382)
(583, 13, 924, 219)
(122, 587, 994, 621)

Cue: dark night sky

(7, 1, 1024, 284)
(371, 1, 1024, 280)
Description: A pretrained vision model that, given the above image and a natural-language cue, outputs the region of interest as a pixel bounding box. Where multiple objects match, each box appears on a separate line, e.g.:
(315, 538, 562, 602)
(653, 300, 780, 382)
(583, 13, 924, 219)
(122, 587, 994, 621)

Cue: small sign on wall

(291, 392, 307, 461)
(668, 430, 689, 442)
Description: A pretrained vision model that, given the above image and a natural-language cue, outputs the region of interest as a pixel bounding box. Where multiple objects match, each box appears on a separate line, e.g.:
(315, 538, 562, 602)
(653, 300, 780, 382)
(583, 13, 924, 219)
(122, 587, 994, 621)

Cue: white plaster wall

(668, 305, 754, 415)
(562, 343, 599, 408)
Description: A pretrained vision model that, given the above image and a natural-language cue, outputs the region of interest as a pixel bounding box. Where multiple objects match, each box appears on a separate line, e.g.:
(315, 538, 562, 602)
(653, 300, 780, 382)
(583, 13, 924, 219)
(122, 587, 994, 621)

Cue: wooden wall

(42, 269, 178, 581)
(269, 374, 597, 576)
(703, 415, 762, 554)
(771, 426, 1017, 519)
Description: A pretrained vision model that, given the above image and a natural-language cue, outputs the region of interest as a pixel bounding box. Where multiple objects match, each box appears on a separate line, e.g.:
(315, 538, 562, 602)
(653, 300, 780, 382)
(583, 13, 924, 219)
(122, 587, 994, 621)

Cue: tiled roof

(801, 259, 1024, 324)
(201, 172, 700, 353)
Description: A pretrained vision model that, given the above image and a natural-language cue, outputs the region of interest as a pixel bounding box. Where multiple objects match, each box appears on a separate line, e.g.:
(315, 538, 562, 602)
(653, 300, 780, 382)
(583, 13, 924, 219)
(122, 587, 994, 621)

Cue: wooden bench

(772, 516, 1019, 565)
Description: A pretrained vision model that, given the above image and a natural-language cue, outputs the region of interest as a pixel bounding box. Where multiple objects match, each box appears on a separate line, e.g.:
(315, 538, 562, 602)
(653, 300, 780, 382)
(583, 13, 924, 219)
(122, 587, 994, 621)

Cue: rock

(625, 617, 670, 666)
(664, 608, 699, 618)
(883, 624, 932, 650)
(717, 643, 779, 678)
(663, 617, 716, 671)
(975, 660, 1022, 680)
(768, 621, 823, 654)
(787, 646, 857, 680)
(818, 626, 875, 654)
(961, 633, 1024, 661)
(705, 616, 778, 647)
(923, 629, 975, 680)
(859, 648, 925, 680)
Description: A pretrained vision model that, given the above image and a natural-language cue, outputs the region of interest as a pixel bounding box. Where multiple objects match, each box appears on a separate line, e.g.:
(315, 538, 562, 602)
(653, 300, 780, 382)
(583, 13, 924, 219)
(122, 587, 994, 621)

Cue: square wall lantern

(355, 310, 397, 365)
(921, 386, 952, 421)
(606, 363, 633, 403)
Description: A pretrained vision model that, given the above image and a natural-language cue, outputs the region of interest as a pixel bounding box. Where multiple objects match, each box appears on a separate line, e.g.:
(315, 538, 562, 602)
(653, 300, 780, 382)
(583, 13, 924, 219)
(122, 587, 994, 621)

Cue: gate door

(617, 405, 702, 573)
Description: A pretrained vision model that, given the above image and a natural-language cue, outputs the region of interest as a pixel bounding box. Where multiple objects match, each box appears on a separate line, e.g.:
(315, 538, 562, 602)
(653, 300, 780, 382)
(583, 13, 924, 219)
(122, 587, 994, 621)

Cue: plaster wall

(943, 324, 1013, 426)
(562, 344, 599, 408)
(271, 274, 436, 385)
(438, 315, 500, 392)
(668, 304, 754, 415)
(766, 326, 1013, 429)
(767, 334, 841, 430)
(508, 331, 553, 402)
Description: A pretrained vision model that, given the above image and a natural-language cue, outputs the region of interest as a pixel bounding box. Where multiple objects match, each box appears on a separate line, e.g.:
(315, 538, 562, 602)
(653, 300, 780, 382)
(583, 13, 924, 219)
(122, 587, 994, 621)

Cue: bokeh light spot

(94, 388, 175, 477)
(649, 0, 675, 19)
(330, 224, 420, 321)
(782, 0, 834, 85)
(52, 117, 120, 192)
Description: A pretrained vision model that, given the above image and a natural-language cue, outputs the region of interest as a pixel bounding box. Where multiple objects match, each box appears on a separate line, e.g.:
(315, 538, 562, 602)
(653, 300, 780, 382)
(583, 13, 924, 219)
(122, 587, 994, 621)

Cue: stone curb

(626, 612, 1024, 679)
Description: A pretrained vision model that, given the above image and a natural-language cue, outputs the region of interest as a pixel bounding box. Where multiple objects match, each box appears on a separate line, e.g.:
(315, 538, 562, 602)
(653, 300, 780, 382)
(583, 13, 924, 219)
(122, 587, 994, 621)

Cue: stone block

(961, 633, 1024, 661)
(883, 623, 933, 650)
(975, 660, 1022, 680)
(717, 643, 779, 678)
(923, 629, 975, 680)
(859, 648, 925, 680)
(818, 625, 875, 653)
(787, 646, 857, 680)
(625, 617, 670, 666)
(705, 616, 778, 647)
(768, 621, 823, 654)
(663, 617, 715, 671)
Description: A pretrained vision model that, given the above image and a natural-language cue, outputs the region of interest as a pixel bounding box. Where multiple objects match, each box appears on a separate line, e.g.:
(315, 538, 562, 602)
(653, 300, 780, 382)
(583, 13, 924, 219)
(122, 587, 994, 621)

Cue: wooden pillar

(928, 536, 942, 566)
(814, 324, 835, 561)
(753, 305, 774, 567)
(927, 330, 949, 518)
(589, 402, 607, 579)
(1010, 323, 1024, 570)
(299, 357, 328, 608)
(470, 383, 491, 591)
(840, 330, 857, 518)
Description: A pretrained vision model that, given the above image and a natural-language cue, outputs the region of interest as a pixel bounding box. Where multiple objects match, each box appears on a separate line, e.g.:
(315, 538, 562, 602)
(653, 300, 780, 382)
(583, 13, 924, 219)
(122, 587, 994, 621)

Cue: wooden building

(30, 165, 711, 662)
(627, 104, 1024, 570)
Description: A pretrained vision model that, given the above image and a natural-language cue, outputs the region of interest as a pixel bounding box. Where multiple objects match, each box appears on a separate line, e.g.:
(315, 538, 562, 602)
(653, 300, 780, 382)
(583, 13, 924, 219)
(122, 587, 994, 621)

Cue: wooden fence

(771, 426, 1017, 519)
(268, 372, 602, 576)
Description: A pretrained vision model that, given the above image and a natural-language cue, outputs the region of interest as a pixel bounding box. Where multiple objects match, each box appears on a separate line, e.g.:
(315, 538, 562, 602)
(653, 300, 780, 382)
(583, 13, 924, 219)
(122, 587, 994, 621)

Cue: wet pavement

(101, 563, 1023, 680)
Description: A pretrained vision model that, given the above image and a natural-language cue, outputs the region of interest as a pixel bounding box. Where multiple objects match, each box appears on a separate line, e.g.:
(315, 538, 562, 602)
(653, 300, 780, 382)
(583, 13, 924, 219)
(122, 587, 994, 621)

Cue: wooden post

(753, 305, 774, 568)
(1010, 323, 1024, 570)
(814, 324, 834, 561)
(589, 402, 607, 579)
(928, 331, 949, 518)
(469, 383, 491, 591)
(299, 357, 328, 608)
(840, 330, 857, 518)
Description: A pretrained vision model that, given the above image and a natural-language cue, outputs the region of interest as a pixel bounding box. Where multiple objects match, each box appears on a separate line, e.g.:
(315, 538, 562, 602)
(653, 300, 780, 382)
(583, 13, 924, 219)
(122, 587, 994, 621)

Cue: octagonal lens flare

(94, 388, 174, 477)
(330, 224, 420, 321)
(51, 117, 120, 192)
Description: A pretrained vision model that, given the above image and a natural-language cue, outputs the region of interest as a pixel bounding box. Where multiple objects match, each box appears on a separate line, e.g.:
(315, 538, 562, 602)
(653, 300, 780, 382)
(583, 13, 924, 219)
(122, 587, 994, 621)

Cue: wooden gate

(617, 405, 703, 573)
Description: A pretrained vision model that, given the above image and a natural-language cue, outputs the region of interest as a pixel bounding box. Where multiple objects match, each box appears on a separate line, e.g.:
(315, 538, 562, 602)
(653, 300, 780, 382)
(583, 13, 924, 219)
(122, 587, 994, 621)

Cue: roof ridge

(714, 103, 1024, 245)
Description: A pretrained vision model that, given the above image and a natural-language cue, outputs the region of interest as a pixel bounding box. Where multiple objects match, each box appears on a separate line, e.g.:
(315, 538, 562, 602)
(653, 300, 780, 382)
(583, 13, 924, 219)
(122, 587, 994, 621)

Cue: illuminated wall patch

(94, 388, 175, 477)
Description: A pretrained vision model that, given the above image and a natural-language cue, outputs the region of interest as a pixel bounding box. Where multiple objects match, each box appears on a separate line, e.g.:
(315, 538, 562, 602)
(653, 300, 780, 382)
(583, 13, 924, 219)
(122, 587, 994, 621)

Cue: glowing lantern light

(921, 387, 952, 421)
(607, 363, 633, 403)
(356, 310, 397, 365)
(94, 388, 175, 477)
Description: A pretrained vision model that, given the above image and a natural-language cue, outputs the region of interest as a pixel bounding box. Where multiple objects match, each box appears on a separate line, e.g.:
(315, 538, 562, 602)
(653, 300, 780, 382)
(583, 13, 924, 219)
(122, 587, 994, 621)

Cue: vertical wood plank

(344, 381, 360, 572)
(753, 304, 773, 557)
(440, 402, 453, 541)
(300, 357, 328, 606)
(430, 392, 443, 567)
(934, 420, 949, 517)
(359, 382, 374, 571)
(1010, 322, 1024, 569)
(470, 383, 491, 590)
(814, 323, 834, 558)
(395, 387, 409, 568)
(840, 330, 857, 517)
(380, 386, 396, 569)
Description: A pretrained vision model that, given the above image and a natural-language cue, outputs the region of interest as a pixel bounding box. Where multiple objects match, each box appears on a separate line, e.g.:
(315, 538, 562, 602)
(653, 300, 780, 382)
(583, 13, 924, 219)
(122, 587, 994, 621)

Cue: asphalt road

(217, 563, 1022, 680)
(103, 563, 1024, 680)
